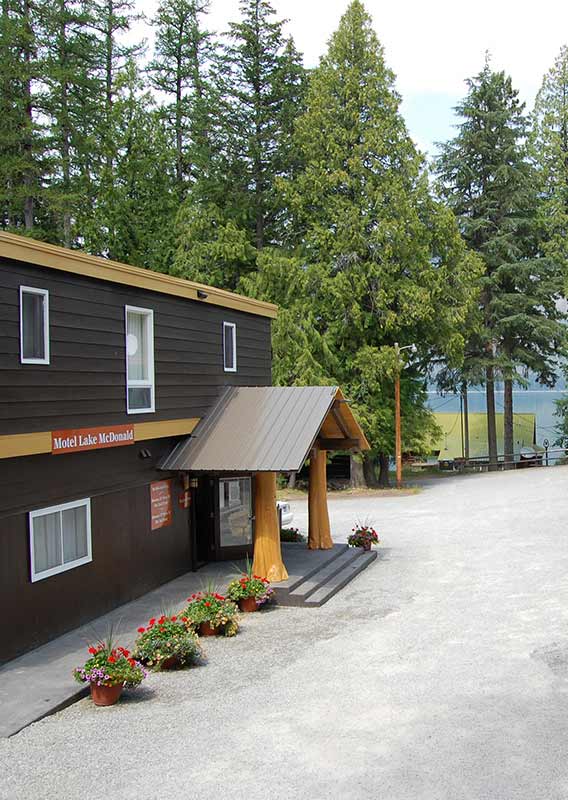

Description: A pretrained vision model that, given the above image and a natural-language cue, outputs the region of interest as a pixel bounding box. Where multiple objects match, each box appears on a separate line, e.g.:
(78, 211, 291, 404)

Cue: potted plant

(73, 638, 147, 706)
(133, 615, 203, 670)
(226, 561, 274, 612)
(347, 522, 380, 551)
(280, 527, 306, 543)
(180, 590, 239, 637)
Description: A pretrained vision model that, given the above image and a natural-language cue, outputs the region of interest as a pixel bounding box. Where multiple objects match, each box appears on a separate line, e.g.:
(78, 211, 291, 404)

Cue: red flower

(108, 656, 116, 664)
(149, 618, 156, 626)
(170, 616, 177, 622)
(122, 649, 130, 657)
(205, 602, 211, 607)
(88, 647, 97, 655)
(129, 659, 136, 667)
(137, 627, 145, 634)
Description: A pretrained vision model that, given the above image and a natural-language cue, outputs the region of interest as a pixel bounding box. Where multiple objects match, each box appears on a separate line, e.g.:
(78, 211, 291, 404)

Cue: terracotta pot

(361, 541, 372, 551)
(90, 683, 123, 707)
(239, 596, 258, 613)
(160, 655, 181, 670)
(199, 621, 220, 637)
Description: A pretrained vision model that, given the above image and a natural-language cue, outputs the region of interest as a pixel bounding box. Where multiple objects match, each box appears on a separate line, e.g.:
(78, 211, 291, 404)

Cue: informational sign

(51, 424, 135, 455)
(151, 480, 173, 530)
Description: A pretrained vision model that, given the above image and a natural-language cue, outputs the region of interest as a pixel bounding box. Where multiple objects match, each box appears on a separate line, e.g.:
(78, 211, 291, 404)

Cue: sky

(133, 0, 568, 157)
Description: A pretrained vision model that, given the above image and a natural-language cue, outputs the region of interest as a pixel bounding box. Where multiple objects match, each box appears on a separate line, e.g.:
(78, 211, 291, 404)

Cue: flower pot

(238, 596, 258, 613)
(160, 655, 181, 670)
(199, 621, 220, 637)
(90, 683, 123, 707)
(361, 541, 372, 551)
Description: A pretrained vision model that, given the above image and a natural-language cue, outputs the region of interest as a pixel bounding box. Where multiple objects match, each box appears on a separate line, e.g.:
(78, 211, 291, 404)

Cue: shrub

(280, 527, 306, 542)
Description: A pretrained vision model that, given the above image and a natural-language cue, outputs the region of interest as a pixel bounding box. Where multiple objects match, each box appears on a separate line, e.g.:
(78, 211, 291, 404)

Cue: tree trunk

(486, 365, 498, 470)
(362, 454, 378, 487)
(287, 471, 296, 489)
(378, 452, 391, 488)
(503, 377, 514, 470)
(350, 455, 366, 488)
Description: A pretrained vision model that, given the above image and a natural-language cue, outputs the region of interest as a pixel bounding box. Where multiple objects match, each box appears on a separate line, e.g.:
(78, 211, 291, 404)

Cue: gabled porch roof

(160, 386, 370, 473)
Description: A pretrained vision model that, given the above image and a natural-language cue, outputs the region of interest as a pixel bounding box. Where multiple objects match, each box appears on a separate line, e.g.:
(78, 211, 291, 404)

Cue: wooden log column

(308, 447, 333, 550)
(252, 472, 289, 582)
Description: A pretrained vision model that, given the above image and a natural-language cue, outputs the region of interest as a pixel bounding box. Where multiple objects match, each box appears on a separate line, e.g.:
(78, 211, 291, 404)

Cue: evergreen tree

(436, 59, 566, 467)
(0, 0, 45, 232)
(283, 0, 481, 484)
(148, 0, 216, 202)
(530, 46, 568, 272)
(82, 61, 177, 268)
(38, 0, 101, 246)
(174, 0, 305, 289)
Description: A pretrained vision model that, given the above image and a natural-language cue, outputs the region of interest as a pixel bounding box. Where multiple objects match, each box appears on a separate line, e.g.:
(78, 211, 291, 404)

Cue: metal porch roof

(160, 386, 369, 473)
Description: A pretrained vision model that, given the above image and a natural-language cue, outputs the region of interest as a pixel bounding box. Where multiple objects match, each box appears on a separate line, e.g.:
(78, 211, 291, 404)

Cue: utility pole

(395, 367, 402, 488)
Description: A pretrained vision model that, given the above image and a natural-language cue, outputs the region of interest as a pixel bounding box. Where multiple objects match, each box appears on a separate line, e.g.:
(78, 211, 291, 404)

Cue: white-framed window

(125, 305, 155, 414)
(223, 321, 237, 372)
(20, 286, 49, 364)
(29, 498, 92, 582)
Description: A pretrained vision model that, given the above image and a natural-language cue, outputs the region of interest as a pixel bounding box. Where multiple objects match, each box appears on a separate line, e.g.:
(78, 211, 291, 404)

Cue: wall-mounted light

(197, 290, 208, 299)
(139, 448, 152, 459)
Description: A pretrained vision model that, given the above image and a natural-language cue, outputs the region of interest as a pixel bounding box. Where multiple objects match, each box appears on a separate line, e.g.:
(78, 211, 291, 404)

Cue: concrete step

(304, 550, 377, 607)
(276, 547, 377, 607)
(276, 543, 349, 596)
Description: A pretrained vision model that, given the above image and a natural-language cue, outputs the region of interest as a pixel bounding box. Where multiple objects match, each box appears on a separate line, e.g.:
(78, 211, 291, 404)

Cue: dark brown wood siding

(0, 258, 272, 435)
(0, 442, 191, 664)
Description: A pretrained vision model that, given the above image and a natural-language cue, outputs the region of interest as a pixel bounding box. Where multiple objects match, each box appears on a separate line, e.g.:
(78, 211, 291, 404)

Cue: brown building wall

(0, 258, 272, 435)
(0, 441, 191, 664)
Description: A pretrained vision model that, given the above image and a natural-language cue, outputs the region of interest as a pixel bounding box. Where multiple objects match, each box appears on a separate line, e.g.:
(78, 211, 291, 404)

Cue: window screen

(30, 499, 91, 581)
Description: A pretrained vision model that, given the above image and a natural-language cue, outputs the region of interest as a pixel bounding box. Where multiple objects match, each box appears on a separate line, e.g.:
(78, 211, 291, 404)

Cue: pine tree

(174, 0, 306, 290)
(530, 46, 568, 272)
(0, 0, 44, 232)
(436, 59, 566, 467)
(38, 0, 101, 246)
(148, 0, 216, 202)
(284, 0, 481, 484)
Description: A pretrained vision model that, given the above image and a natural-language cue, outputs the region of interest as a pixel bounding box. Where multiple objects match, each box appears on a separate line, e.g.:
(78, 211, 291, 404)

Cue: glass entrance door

(217, 477, 253, 559)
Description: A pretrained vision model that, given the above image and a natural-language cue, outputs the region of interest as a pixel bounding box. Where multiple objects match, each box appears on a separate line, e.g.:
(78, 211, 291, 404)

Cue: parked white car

(276, 501, 293, 527)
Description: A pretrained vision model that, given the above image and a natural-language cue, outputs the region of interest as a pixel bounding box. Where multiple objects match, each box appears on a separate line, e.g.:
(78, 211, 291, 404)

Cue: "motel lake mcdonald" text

(51, 425, 135, 454)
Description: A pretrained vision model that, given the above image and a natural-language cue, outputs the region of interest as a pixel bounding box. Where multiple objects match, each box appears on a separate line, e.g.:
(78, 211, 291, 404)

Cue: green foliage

(282, 1, 481, 463)
(530, 45, 568, 277)
(553, 395, 568, 448)
(436, 59, 566, 390)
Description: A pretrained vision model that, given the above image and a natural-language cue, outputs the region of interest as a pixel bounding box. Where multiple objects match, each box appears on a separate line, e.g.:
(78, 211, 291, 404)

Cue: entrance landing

(0, 542, 376, 738)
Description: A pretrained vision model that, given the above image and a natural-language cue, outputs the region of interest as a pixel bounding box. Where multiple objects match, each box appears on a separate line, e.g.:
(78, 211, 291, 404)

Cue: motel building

(0, 232, 369, 664)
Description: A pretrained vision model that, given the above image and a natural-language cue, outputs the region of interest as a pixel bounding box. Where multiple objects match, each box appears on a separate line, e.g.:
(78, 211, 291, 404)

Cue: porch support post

(252, 472, 288, 582)
(308, 447, 333, 550)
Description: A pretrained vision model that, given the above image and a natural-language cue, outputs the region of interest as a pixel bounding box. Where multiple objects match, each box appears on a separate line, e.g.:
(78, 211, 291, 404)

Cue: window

(20, 286, 49, 364)
(223, 322, 237, 372)
(125, 306, 155, 413)
(29, 499, 92, 582)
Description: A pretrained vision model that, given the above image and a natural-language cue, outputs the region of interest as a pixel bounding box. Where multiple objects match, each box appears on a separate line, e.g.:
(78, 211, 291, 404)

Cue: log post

(252, 472, 288, 582)
(308, 447, 333, 550)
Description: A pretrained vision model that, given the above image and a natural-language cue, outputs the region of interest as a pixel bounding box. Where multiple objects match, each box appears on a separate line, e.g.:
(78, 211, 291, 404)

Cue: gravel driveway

(2, 467, 568, 800)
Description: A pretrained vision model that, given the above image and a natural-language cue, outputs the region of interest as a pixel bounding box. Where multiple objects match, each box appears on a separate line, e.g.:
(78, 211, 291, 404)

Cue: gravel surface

(2, 467, 568, 800)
